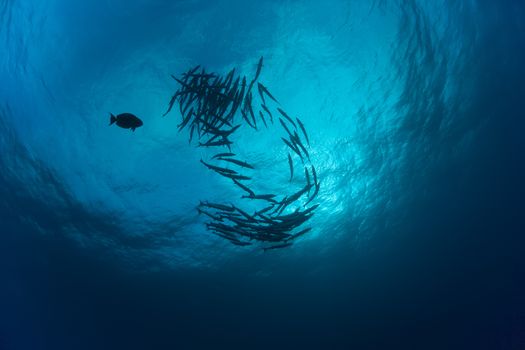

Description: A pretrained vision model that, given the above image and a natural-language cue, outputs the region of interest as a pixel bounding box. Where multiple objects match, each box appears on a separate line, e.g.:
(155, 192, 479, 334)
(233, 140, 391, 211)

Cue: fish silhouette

(109, 113, 143, 132)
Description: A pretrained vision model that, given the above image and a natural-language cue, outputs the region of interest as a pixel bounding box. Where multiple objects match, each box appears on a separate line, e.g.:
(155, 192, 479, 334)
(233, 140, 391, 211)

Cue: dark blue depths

(1, 0, 524, 349)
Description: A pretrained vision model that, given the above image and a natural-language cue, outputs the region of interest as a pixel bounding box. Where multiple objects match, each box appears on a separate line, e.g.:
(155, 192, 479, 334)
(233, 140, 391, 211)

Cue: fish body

(253, 56, 264, 82)
(110, 113, 143, 131)
(288, 153, 294, 181)
(257, 83, 279, 104)
(200, 159, 237, 175)
(303, 204, 319, 215)
(217, 157, 254, 169)
(311, 165, 318, 185)
(220, 173, 252, 181)
(163, 92, 180, 116)
(198, 139, 233, 148)
(304, 167, 311, 194)
(241, 194, 277, 203)
(232, 179, 255, 196)
(292, 132, 310, 160)
(199, 201, 235, 212)
(231, 240, 252, 246)
(277, 108, 296, 128)
(261, 104, 273, 123)
(235, 207, 257, 222)
(197, 208, 223, 221)
(212, 152, 236, 159)
(279, 118, 293, 137)
(205, 124, 240, 137)
(285, 227, 312, 241)
(282, 137, 303, 161)
(296, 117, 310, 145)
(285, 183, 312, 204)
(256, 205, 275, 216)
(263, 242, 292, 252)
(259, 111, 268, 128)
(305, 181, 320, 206)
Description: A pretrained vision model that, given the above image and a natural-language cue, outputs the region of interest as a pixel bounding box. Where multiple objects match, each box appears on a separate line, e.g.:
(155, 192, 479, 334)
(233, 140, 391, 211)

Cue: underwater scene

(1, 0, 524, 349)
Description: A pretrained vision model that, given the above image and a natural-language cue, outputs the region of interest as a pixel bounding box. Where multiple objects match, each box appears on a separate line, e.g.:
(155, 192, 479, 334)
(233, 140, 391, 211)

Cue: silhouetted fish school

(163, 57, 320, 250)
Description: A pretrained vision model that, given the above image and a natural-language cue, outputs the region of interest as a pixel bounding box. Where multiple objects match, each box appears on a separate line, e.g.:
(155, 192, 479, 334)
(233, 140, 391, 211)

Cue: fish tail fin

(110, 113, 116, 125)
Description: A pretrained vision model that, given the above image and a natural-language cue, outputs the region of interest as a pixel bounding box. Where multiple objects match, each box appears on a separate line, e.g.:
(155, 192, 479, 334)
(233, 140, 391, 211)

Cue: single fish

(279, 118, 293, 138)
(263, 242, 292, 252)
(256, 213, 275, 224)
(197, 208, 223, 221)
(189, 124, 195, 144)
(285, 227, 312, 242)
(311, 165, 318, 185)
(253, 56, 264, 82)
(303, 204, 319, 215)
(288, 153, 294, 182)
(277, 108, 297, 128)
(163, 92, 180, 117)
(257, 84, 267, 105)
(246, 79, 256, 98)
(205, 124, 240, 137)
(285, 183, 312, 204)
(272, 196, 288, 215)
(218, 157, 254, 169)
(305, 181, 320, 206)
(220, 173, 252, 181)
(200, 159, 237, 175)
(198, 138, 233, 148)
(241, 194, 277, 203)
(257, 82, 279, 104)
(212, 152, 236, 160)
(235, 207, 257, 222)
(304, 167, 311, 194)
(256, 205, 275, 216)
(239, 77, 247, 100)
(230, 240, 252, 247)
(259, 111, 268, 128)
(171, 75, 193, 89)
(187, 73, 217, 79)
(199, 201, 235, 212)
(296, 117, 310, 146)
(182, 65, 201, 78)
(292, 132, 310, 160)
(240, 108, 255, 129)
(177, 108, 193, 130)
(261, 104, 273, 123)
(232, 178, 255, 197)
(109, 113, 143, 132)
(281, 137, 303, 161)
(245, 92, 257, 129)
(223, 68, 235, 87)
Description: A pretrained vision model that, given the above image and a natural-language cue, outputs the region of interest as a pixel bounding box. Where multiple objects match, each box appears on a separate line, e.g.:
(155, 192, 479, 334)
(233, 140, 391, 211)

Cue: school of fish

(163, 57, 320, 251)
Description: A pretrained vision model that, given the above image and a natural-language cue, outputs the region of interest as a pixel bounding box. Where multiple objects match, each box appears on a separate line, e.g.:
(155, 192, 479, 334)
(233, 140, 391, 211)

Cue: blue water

(1, 0, 524, 349)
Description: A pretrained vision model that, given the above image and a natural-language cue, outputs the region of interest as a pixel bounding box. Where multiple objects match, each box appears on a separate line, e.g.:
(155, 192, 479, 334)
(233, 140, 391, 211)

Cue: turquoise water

(1, 1, 524, 349)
